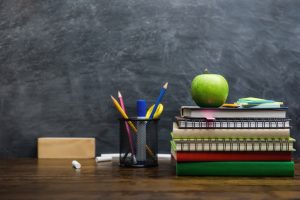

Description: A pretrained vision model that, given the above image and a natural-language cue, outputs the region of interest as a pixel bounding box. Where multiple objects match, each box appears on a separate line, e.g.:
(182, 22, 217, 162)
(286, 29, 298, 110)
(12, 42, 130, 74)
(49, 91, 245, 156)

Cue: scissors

(146, 104, 163, 119)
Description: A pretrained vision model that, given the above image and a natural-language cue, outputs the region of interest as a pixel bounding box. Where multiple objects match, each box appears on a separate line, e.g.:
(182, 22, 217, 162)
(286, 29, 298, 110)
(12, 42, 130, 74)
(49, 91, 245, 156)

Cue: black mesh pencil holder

(119, 118, 159, 168)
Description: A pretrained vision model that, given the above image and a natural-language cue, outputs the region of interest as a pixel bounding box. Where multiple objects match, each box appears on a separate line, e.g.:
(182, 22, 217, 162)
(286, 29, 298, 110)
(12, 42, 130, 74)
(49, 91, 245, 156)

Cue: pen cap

(137, 99, 147, 117)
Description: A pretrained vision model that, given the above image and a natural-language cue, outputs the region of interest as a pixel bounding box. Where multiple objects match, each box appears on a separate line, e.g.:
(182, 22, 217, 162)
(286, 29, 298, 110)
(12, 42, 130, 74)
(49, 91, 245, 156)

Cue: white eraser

(72, 160, 81, 169)
(95, 156, 112, 162)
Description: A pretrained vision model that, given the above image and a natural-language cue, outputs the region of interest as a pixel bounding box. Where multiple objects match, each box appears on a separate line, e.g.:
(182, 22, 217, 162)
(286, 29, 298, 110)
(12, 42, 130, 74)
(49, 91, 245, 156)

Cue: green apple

(191, 69, 229, 107)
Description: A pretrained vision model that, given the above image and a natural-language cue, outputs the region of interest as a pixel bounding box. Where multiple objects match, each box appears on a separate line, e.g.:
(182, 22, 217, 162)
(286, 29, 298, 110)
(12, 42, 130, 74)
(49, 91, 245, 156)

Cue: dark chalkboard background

(0, 0, 299, 157)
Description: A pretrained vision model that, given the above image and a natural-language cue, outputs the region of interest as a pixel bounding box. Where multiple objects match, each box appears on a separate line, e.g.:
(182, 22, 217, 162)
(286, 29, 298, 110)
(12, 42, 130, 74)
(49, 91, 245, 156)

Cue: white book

(181, 106, 287, 118)
(172, 123, 290, 139)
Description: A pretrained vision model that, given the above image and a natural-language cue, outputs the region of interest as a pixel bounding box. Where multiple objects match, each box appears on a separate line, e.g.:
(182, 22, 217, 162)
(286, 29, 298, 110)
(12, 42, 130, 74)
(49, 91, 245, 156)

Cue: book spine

(172, 129, 290, 139)
(176, 118, 290, 129)
(172, 140, 294, 151)
(174, 151, 292, 162)
(180, 108, 286, 118)
(176, 161, 294, 176)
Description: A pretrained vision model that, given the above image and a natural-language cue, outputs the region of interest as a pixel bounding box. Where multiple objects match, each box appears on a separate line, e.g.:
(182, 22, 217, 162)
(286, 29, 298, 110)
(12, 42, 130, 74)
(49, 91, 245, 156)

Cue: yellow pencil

(111, 95, 154, 157)
(111, 95, 137, 133)
(222, 103, 239, 108)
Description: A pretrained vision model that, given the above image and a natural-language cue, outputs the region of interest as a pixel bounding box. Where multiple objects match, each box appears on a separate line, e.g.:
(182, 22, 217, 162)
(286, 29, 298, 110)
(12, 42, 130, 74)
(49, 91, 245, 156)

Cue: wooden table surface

(0, 158, 299, 200)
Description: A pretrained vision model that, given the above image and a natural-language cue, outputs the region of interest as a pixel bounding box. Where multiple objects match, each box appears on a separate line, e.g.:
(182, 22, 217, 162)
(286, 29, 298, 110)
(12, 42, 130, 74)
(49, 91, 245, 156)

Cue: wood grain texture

(0, 158, 299, 200)
(38, 137, 95, 158)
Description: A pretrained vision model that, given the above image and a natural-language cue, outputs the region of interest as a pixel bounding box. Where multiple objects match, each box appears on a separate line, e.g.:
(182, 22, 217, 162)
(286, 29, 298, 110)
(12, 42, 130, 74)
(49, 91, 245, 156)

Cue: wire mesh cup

(119, 118, 159, 167)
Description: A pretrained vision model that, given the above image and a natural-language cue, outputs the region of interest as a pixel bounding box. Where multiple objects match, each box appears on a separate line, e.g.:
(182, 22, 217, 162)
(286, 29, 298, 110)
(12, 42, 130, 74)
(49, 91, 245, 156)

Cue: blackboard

(0, 0, 299, 157)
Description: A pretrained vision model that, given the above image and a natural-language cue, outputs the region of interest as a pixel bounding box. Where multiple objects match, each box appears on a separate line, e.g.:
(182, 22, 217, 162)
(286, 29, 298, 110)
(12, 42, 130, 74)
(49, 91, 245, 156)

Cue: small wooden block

(38, 137, 95, 159)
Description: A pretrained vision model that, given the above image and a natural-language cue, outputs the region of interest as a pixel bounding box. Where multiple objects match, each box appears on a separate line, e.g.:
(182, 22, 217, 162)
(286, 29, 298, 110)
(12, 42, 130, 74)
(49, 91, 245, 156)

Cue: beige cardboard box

(38, 137, 95, 158)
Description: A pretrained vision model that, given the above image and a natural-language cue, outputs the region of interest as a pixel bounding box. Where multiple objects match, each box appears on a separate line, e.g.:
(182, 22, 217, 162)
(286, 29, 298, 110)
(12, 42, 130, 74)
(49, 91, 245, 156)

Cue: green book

(176, 161, 294, 176)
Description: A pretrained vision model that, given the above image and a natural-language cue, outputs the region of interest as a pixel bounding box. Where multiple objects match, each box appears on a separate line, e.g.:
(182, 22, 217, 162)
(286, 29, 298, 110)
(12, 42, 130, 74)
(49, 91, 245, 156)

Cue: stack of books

(171, 106, 295, 176)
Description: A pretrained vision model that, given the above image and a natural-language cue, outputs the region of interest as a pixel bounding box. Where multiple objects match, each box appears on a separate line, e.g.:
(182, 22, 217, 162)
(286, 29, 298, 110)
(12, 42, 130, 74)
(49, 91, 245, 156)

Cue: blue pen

(149, 82, 168, 119)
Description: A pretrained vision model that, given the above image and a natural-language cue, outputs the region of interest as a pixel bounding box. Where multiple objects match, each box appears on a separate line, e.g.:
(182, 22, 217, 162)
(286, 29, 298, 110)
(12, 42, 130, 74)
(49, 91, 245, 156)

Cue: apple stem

(204, 68, 209, 74)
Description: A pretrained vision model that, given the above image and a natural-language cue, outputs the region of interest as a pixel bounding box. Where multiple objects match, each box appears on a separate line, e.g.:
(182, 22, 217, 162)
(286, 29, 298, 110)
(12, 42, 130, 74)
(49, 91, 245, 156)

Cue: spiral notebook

(171, 138, 295, 152)
(175, 116, 291, 129)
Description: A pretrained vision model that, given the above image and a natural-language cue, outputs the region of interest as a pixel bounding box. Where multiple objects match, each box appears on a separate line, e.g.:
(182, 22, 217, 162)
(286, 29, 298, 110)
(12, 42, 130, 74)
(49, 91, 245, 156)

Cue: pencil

(118, 91, 135, 157)
(148, 82, 168, 119)
(110, 95, 137, 133)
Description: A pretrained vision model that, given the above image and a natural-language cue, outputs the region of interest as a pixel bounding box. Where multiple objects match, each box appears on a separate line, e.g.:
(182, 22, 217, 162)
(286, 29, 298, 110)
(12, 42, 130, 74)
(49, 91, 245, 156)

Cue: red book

(172, 151, 292, 162)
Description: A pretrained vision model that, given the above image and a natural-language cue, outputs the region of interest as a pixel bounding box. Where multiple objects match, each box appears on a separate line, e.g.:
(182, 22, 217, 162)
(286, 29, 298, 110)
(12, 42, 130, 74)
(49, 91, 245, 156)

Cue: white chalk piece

(72, 160, 81, 169)
(95, 156, 112, 162)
